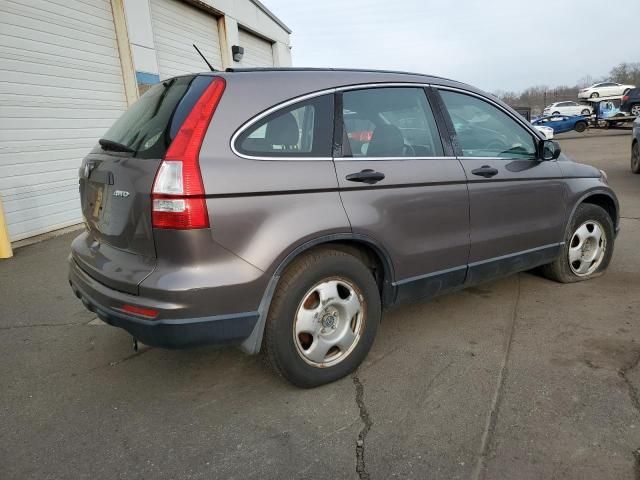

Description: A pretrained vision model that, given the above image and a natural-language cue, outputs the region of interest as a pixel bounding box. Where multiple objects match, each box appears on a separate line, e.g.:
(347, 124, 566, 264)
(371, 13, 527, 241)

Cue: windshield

(100, 75, 195, 159)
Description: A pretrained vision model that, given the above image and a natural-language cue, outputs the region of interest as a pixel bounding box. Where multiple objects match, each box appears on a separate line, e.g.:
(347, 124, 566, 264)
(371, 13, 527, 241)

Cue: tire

(581, 109, 591, 116)
(262, 248, 381, 388)
(632, 141, 640, 174)
(631, 104, 640, 116)
(574, 121, 587, 133)
(590, 92, 599, 98)
(552, 111, 560, 115)
(540, 204, 614, 283)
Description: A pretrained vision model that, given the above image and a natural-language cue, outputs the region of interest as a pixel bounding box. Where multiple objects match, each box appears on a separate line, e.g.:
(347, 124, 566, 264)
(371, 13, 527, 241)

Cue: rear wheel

(581, 109, 591, 116)
(590, 92, 599, 98)
(540, 204, 614, 283)
(552, 111, 560, 115)
(263, 248, 381, 388)
(631, 104, 640, 116)
(574, 121, 587, 133)
(632, 141, 640, 174)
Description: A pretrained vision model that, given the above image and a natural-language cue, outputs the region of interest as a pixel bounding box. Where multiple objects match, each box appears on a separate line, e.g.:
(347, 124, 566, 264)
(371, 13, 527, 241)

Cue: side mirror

(540, 139, 561, 160)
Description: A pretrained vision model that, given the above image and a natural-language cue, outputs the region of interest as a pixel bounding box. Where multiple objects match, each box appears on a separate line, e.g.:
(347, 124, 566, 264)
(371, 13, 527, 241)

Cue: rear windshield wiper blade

(98, 138, 134, 153)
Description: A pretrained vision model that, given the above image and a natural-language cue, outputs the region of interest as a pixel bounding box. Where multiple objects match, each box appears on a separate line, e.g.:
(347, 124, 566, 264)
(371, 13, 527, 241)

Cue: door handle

(471, 165, 499, 178)
(346, 169, 385, 185)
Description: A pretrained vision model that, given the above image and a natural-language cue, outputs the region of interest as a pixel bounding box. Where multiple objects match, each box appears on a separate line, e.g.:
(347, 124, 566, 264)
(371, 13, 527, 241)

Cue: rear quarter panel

(198, 74, 351, 274)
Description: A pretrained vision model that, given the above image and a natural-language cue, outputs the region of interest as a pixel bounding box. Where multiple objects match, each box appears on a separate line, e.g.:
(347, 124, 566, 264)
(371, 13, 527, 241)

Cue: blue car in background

(532, 115, 589, 134)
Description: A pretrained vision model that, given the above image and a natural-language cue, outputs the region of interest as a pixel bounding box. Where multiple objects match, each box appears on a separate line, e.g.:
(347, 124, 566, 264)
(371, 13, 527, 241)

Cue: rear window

(100, 75, 209, 159)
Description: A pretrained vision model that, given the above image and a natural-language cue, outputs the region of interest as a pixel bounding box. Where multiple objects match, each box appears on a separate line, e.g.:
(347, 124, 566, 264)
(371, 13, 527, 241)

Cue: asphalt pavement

(1, 129, 639, 479)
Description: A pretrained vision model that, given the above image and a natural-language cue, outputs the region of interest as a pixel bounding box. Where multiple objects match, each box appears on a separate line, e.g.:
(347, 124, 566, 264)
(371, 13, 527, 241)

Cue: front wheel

(540, 204, 614, 283)
(590, 92, 599, 98)
(581, 109, 591, 116)
(263, 248, 381, 388)
(574, 121, 587, 133)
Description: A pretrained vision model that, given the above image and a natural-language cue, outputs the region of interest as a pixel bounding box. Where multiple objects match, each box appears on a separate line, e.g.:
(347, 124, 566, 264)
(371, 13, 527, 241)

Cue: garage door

(0, 0, 128, 241)
(238, 28, 274, 68)
(150, 0, 223, 80)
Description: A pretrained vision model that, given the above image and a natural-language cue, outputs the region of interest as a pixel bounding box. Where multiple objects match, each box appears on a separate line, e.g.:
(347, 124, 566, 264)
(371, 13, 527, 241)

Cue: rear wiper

(98, 138, 134, 153)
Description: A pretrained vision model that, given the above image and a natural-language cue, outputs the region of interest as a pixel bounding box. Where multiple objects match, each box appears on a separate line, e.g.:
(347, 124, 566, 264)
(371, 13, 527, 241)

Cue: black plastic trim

(69, 267, 258, 349)
(203, 176, 596, 199)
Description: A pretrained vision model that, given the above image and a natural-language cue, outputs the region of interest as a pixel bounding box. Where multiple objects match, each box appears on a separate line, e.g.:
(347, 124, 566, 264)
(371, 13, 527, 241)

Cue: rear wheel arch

(273, 235, 396, 305)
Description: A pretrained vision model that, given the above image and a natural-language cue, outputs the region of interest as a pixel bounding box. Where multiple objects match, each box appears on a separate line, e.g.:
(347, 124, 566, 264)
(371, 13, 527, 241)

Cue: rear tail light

(121, 304, 159, 318)
(152, 77, 226, 229)
(623, 95, 630, 102)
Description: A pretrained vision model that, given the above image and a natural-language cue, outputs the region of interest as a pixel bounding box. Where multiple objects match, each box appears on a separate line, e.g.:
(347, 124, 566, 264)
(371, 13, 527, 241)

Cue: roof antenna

(193, 44, 216, 71)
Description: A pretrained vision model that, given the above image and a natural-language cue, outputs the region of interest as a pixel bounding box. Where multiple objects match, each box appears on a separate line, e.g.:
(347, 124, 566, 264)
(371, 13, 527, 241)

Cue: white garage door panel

(2, 9, 116, 46)
(0, 0, 127, 241)
(238, 29, 274, 68)
(8, 204, 82, 240)
(0, 116, 117, 131)
(2, 179, 77, 200)
(2, 57, 124, 84)
(150, 0, 223, 79)
(1, 147, 95, 166)
(5, 0, 116, 35)
(2, 106, 123, 120)
(6, 197, 78, 224)
(3, 188, 78, 215)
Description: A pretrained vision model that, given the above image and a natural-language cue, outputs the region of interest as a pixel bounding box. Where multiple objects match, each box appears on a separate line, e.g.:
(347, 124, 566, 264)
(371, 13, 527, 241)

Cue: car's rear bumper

(69, 257, 259, 349)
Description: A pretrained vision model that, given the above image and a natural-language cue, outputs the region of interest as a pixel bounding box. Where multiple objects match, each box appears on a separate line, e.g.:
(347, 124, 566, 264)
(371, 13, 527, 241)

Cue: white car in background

(534, 125, 554, 139)
(543, 101, 592, 117)
(578, 82, 635, 99)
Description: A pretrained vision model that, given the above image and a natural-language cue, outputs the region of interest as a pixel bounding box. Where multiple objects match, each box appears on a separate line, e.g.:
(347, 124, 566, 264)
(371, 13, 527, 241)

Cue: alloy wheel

(568, 221, 607, 276)
(293, 278, 365, 367)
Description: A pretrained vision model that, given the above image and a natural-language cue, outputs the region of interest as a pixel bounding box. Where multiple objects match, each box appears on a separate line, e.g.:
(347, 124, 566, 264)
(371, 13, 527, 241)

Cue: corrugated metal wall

(0, 0, 128, 241)
(150, 0, 223, 79)
(238, 28, 274, 68)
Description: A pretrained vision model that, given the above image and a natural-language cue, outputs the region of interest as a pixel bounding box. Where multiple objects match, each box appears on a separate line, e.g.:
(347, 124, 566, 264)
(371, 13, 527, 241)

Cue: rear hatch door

(75, 75, 211, 293)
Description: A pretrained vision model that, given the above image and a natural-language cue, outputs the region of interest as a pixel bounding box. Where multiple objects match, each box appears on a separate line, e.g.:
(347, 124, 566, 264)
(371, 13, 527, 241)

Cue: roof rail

(223, 67, 454, 82)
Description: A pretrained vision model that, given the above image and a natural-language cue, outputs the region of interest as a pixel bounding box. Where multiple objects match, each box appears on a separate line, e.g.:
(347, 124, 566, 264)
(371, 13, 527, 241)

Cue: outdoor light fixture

(232, 45, 244, 62)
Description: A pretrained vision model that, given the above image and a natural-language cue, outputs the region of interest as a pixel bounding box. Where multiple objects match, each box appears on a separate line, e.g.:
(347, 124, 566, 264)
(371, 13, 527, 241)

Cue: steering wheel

(402, 144, 415, 157)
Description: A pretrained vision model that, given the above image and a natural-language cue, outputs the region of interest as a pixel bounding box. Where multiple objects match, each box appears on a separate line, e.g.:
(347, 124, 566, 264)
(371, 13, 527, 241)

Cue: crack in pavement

(618, 350, 640, 480)
(472, 273, 521, 480)
(352, 370, 372, 480)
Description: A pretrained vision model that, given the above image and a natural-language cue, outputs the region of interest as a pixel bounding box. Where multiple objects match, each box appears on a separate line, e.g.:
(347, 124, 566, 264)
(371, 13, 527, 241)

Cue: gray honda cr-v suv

(69, 68, 618, 387)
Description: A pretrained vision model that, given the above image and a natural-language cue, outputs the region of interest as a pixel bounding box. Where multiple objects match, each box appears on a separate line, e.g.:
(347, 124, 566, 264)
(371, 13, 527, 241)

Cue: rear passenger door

(334, 86, 470, 303)
(435, 88, 566, 284)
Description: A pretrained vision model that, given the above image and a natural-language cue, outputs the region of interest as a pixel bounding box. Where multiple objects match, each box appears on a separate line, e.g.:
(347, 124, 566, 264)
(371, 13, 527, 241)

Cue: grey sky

(265, 0, 640, 92)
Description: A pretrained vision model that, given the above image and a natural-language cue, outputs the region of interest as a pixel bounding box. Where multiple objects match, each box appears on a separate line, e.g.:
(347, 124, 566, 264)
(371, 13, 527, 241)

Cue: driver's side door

(436, 88, 566, 285)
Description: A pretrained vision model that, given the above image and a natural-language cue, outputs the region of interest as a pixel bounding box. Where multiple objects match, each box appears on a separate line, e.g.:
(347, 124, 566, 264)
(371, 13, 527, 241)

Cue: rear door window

(235, 94, 334, 158)
(341, 87, 443, 157)
(100, 75, 205, 159)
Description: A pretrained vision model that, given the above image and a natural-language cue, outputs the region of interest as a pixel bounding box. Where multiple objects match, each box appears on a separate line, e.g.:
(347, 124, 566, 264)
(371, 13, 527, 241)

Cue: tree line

(494, 62, 640, 114)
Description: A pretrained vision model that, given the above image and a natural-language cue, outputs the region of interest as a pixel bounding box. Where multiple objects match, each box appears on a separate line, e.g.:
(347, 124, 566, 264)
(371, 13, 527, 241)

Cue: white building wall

(122, 0, 292, 91)
(1, 0, 291, 241)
